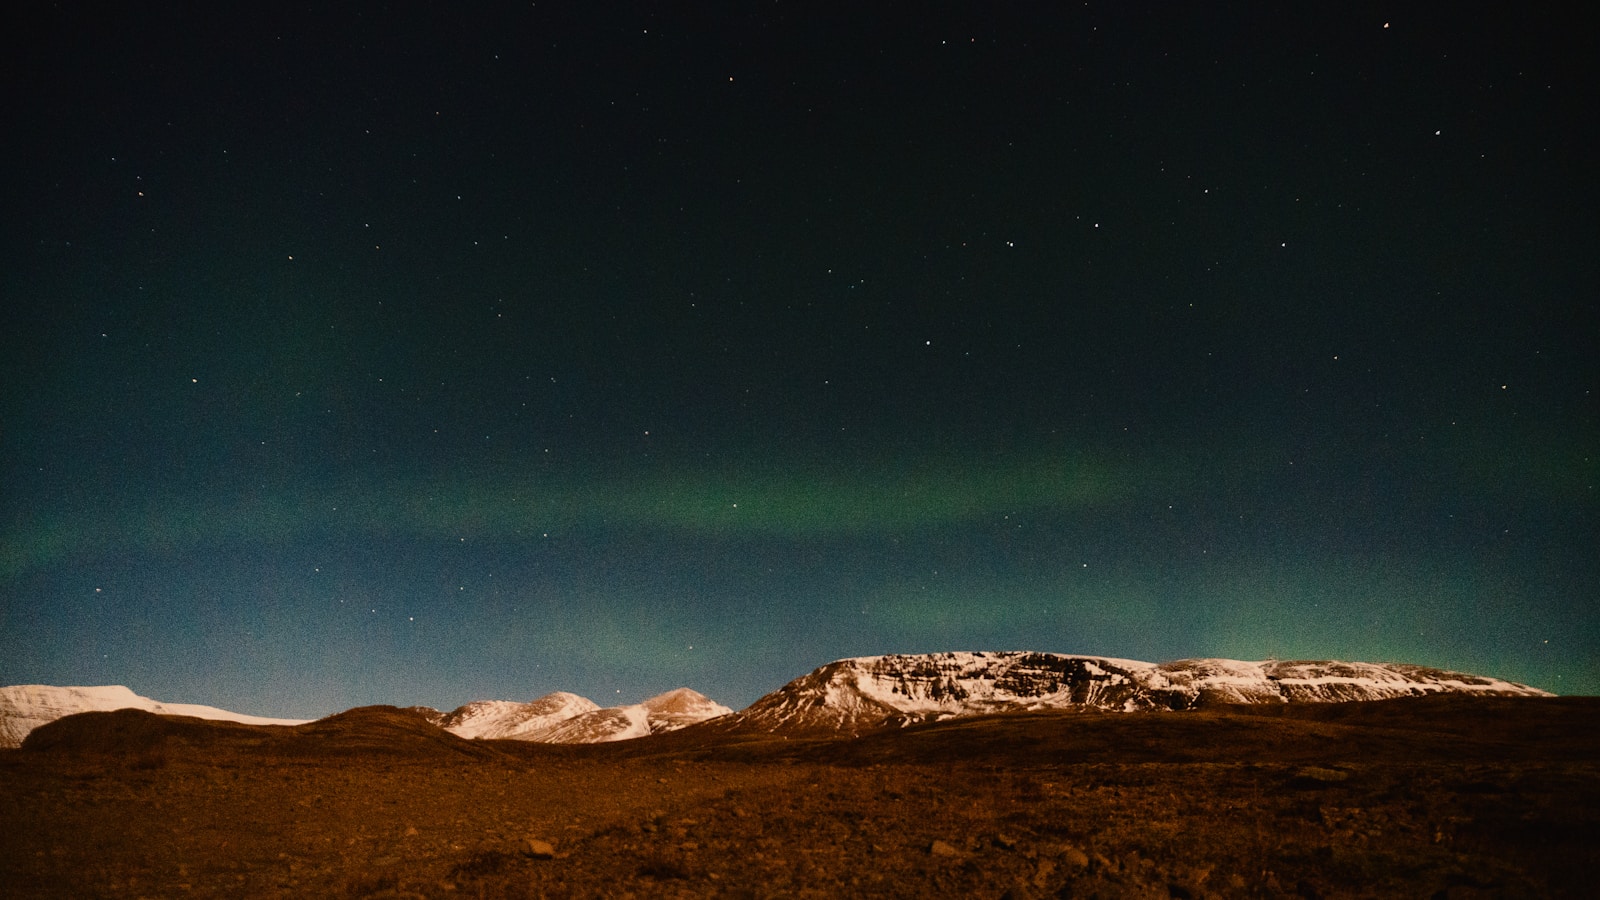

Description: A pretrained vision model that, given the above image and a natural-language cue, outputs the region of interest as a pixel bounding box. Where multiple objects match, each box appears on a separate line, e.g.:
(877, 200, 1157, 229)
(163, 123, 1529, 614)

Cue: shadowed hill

(797, 695, 1600, 768)
(285, 706, 514, 761)
(19, 708, 286, 757)
(21, 705, 514, 764)
(1213, 692, 1600, 746)
(584, 694, 1600, 768)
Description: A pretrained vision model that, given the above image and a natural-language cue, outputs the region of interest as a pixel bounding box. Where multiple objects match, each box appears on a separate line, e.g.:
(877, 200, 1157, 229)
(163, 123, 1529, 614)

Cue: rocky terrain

(1, 694, 1595, 898)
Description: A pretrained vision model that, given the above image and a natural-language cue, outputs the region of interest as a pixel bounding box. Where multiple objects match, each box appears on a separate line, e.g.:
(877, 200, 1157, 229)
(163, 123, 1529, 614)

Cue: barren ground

(1, 696, 1596, 898)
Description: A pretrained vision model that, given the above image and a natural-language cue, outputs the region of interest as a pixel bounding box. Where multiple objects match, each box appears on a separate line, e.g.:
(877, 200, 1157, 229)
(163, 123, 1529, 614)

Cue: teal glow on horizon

(3, 451, 1162, 576)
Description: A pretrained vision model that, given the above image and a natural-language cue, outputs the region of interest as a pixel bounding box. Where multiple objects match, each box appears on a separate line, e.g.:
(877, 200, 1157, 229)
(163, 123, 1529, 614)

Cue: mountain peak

(641, 687, 733, 725)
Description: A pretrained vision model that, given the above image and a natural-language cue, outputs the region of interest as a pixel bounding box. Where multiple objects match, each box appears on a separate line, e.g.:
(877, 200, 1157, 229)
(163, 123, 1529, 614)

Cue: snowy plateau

(0, 652, 1550, 748)
(720, 652, 1554, 736)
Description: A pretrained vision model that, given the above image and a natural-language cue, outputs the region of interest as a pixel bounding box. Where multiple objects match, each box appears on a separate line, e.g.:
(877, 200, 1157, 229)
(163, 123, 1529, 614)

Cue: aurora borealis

(2, 5, 1595, 716)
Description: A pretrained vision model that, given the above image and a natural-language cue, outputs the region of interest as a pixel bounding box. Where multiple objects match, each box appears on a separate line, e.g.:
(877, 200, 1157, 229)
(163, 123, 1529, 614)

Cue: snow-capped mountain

(431, 691, 601, 740)
(0, 683, 732, 748)
(1, 655, 1547, 749)
(643, 687, 737, 731)
(0, 684, 308, 749)
(430, 687, 732, 743)
(721, 652, 1554, 736)
(533, 687, 735, 743)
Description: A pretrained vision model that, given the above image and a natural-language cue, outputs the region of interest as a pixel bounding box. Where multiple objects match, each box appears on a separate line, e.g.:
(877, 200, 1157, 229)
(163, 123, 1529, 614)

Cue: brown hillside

(2, 696, 1595, 898)
(21, 705, 515, 764)
(20, 708, 286, 757)
(285, 705, 513, 762)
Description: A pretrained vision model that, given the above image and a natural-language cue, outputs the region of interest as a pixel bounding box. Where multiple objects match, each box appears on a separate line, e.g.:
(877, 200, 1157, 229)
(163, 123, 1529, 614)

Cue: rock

(930, 840, 961, 857)
(523, 838, 555, 859)
(1060, 845, 1090, 870)
(1031, 858, 1056, 889)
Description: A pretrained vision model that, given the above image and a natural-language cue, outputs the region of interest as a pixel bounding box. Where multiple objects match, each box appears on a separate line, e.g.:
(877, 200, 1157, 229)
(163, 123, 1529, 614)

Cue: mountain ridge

(0, 683, 731, 749)
(420, 687, 733, 743)
(1, 652, 1551, 748)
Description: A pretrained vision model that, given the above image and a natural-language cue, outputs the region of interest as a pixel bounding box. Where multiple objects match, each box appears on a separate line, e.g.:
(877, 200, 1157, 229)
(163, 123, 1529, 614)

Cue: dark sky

(2, 3, 1595, 717)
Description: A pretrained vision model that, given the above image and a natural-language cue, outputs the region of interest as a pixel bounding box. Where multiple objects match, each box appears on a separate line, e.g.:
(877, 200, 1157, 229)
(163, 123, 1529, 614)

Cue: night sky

(3, 4, 1594, 718)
